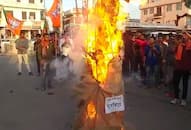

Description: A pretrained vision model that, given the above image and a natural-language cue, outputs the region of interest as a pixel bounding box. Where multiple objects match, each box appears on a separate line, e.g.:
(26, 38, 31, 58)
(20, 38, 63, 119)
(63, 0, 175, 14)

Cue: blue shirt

(145, 44, 160, 66)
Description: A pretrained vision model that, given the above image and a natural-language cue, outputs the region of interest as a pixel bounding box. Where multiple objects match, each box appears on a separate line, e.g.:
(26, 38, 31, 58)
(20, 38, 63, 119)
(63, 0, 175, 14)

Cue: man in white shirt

(60, 34, 73, 57)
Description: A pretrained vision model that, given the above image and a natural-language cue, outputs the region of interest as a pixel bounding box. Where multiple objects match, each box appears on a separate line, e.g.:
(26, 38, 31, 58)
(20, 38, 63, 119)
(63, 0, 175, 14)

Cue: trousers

(17, 54, 31, 73)
(173, 69, 190, 100)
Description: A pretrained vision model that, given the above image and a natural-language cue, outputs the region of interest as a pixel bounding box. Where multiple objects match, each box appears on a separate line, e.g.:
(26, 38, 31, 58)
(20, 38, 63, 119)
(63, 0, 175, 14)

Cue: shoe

(180, 100, 187, 106)
(29, 72, 33, 76)
(170, 98, 178, 104)
(17, 72, 22, 75)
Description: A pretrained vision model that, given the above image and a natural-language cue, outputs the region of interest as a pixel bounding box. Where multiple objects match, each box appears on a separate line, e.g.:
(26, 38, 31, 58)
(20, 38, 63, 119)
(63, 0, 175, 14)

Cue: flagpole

(75, 0, 78, 15)
(60, 0, 63, 34)
(43, 0, 46, 35)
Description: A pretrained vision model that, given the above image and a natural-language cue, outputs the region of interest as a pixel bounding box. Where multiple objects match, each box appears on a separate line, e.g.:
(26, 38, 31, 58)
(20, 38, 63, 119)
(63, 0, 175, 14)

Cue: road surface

(0, 55, 190, 130)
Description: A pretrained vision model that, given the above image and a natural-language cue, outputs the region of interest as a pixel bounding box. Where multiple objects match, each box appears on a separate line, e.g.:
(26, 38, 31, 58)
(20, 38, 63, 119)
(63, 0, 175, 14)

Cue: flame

(84, 0, 126, 84)
(87, 101, 96, 119)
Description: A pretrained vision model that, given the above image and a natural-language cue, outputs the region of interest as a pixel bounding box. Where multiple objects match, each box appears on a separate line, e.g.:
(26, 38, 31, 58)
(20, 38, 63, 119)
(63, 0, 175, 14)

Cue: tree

(175, 0, 191, 26)
(184, 0, 191, 9)
(175, 13, 191, 26)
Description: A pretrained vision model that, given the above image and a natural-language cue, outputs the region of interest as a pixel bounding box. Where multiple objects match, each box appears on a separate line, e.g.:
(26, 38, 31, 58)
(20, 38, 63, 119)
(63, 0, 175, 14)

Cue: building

(63, 8, 85, 38)
(63, 0, 95, 33)
(63, 8, 84, 31)
(0, 0, 45, 39)
(140, 0, 191, 29)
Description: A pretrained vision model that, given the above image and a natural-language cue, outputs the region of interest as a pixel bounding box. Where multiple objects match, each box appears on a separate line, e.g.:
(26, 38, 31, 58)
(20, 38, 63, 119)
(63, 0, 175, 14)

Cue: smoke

(51, 0, 128, 84)
(67, 27, 87, 82)
(51, 27, 86, 84)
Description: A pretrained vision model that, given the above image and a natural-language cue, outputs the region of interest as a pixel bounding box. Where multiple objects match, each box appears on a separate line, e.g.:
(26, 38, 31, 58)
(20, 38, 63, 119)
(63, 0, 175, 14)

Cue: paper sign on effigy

(105, 95, 125, 114)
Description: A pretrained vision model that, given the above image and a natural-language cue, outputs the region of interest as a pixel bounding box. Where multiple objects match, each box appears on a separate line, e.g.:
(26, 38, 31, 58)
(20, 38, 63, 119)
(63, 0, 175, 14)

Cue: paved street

(125, 80, 191, 130)
(0, 55, 191, 130)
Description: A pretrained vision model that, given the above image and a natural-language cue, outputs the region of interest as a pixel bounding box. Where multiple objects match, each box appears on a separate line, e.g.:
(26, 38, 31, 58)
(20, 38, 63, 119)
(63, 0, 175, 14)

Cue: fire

(84, 0, 126, 84)
(87, 101, 96, 119)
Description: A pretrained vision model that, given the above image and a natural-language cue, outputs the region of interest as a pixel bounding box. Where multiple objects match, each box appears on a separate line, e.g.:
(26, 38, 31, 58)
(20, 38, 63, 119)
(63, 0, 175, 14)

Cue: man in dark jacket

(34, 34, 42, 75)
(122, 31, 134, 80)
(171, 32, 191, 106)
(165, 35, 177, 97)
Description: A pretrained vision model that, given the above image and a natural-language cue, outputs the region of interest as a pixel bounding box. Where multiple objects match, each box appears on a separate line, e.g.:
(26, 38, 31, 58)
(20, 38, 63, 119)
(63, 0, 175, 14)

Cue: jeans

(133, 56, 145, 79)
(36, 55, 41, 74)
(122, 57, 133, 77)
(145, 65, 160, 87)
(166, 65, 174, 90)
(173, 70, 190, 100)
(160, 62, 167, 84)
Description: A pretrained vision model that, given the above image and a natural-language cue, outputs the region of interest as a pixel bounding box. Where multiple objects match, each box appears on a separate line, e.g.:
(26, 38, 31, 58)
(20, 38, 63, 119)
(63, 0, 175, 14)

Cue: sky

(45, 0, 141, 19)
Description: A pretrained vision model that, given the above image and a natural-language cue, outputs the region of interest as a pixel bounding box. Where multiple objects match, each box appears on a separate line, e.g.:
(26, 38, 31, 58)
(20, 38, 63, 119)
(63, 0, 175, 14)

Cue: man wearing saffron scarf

(39, 33, 55, 70)
(171, 32, 191, 106)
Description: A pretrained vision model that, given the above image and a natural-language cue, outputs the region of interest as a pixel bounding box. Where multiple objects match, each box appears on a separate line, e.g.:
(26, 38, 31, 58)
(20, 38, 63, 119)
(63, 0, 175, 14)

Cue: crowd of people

(122, 30, 191, 106)
(15, 31, 73, 77)
(14, 29, 191, 106)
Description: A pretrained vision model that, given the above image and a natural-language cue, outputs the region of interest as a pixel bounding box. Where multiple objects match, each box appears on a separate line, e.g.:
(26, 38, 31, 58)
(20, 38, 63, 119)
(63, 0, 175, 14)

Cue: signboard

(32, 21, 41, 27)
(105, 95, 125, 114)
(32, 21, 41, 29)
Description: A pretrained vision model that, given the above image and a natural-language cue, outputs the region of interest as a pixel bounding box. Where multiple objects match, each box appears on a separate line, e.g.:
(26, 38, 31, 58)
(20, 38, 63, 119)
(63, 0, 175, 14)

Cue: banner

(47, 0, 61, 27)
(105, 95, 125, 114)
(3, 9, 23, 35)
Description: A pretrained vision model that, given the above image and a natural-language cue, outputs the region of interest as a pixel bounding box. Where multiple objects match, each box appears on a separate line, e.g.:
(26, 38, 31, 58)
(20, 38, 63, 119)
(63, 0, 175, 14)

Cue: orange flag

(47, 0, 61, 27)
(3, 9, 23, 35)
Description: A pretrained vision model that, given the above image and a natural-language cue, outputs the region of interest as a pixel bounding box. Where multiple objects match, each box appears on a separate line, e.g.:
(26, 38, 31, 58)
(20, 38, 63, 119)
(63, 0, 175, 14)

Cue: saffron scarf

(186, 41, 191, 50)
(175, 44, 183, 61)
(41, 38, 49, 48)
(41, 38, 49, 57)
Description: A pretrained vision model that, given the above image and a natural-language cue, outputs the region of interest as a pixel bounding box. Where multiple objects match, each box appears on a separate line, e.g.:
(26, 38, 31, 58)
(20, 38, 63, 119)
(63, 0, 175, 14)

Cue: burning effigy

(73, 0, 127, 130)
